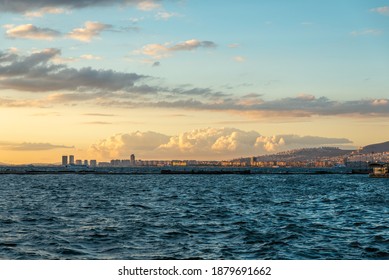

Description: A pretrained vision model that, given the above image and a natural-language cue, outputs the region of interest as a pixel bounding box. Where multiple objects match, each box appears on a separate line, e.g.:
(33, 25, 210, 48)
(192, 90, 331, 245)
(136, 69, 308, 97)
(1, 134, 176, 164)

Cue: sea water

(0, 173, 388, 259)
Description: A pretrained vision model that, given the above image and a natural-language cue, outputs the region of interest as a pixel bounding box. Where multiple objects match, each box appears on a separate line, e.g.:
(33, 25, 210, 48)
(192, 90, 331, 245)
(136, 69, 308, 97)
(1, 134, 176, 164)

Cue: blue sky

(0, 0, 388, 163)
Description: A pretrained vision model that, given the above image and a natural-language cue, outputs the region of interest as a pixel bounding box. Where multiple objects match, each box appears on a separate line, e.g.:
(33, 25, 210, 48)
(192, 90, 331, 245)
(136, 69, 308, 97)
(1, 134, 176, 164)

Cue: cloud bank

(0, 0, 160, 13)
(1, 48, 389, 118)
(0, 48, 146, 92)
(89, 128, 353, 160)
(0, 141, 74, 151)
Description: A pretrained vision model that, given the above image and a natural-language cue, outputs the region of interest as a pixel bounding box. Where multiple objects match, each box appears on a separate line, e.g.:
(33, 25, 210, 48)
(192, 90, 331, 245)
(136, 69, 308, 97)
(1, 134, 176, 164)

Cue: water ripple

(0, 173, 388, 259)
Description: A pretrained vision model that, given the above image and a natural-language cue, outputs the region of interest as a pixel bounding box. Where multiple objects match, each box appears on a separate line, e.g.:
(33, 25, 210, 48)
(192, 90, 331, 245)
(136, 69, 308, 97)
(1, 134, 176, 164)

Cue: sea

(0, 167, 388, 260)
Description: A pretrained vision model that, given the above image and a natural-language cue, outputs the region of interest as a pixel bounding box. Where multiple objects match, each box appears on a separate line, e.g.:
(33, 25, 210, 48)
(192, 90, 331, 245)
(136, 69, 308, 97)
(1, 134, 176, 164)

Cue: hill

(359, 141, 389, 154)
(252, 147, 353, 162)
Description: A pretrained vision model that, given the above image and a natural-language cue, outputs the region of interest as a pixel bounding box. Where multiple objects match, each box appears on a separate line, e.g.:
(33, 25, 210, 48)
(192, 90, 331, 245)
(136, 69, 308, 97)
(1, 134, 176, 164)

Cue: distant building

(90, 160, 97, 167)
(172, 160, 187, 166)
(75, 160, 82, 165)
(84, 160, 89, 166)
(130, 154, 136, 165)
(69, 155, 75, 165)
(62, 155, 68, 166)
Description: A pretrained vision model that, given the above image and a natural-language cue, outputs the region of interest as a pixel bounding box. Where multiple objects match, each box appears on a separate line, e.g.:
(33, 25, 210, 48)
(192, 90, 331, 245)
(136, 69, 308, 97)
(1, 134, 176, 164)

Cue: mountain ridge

(358, 141, 389, 154)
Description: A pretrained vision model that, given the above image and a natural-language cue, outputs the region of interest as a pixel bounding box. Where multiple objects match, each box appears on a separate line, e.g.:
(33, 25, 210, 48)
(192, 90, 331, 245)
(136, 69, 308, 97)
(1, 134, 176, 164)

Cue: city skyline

(1, 0, 389, 164)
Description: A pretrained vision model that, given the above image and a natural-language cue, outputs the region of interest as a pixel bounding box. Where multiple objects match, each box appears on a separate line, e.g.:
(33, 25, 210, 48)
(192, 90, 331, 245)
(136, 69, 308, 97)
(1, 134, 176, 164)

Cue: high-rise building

(130, 154, 136, 165)
(84, 160, 89, 166)
(69, 155, 75, 165)
(90, 160, 97, 167)
(75, 160, 82, 165)
(62, 155, 68, 166)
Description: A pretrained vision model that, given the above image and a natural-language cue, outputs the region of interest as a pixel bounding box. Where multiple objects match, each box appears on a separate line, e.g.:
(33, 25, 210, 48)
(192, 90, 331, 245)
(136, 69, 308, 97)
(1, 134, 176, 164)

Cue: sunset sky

(0, 0, 388, 164)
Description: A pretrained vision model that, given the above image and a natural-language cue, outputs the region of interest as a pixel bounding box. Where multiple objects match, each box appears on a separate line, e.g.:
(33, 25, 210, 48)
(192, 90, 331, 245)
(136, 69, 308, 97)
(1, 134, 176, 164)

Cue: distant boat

(369, 163, 389, 178)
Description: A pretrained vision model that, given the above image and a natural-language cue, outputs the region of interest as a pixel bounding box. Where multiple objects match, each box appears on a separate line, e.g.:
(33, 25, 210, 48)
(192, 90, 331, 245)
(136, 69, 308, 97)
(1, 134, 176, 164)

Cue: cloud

(138, 39, 217, 59)
(256, 135, 352, 152)
(89, 128, 354, 160)
(0, 141, 74, 151)
(0, 0, 159, 14)
(24, 7, 67, 17)
(371, 6, 389, 16)
(83, 113, 116, 117)
(137, 1, 161, 11)
(233, 56, 246, 62)
(89, 131, 171, 159)
(98, 94, 389, 118)
(155, 11, 180, 20)
(350, 29, 382, 36)
(228, 43, 240, 48)
(80, 54, 102, 60)
(4, 24, 61, 40)
(3, 21, 120, 42)
(83, 121, 112, 125)
(0, 48, 146, 92)
(0, 97, 44, 107)
(1, 48, 389, 119)
(67, 21, 112, 42)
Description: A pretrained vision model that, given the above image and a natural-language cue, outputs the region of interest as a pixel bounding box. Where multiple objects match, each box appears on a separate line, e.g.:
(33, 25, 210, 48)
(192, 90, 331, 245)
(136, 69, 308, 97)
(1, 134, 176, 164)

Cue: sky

(0, 0, 388, 164)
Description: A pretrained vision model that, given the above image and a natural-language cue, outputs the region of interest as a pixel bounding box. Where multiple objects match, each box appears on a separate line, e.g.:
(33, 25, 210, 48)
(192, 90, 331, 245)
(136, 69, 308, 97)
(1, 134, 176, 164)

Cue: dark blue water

(0, 173, 388, 259)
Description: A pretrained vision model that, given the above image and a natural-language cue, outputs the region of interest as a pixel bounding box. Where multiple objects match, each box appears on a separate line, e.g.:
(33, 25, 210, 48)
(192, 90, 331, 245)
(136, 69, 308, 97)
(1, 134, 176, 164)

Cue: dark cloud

(94, 94, 389, 118)
(0, 48, 146, 92)
(171, 87, 227, 97)
(0, 0, 149, 13)
(1, 48, 388, 118)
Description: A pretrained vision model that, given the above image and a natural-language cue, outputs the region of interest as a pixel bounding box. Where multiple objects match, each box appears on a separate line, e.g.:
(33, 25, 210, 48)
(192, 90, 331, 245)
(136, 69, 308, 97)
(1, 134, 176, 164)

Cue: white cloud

(228, 43, 240, 48)
(89, 131, 170, 159)
(4, 24, 61, 40)
(139, 43, 170, 58)
(233, 56, 246, 62)
(138, 39, 217, 59)
(89, 128, 352, 160)
(137, 1, 161, 11)
(67, 21, 112, 42)
(372, 99, 388, 106)
(80, 54, 102, 60)
(371, 6, 389, 16)
(350, 29, 382, 36)
(155, 11, 179, 20)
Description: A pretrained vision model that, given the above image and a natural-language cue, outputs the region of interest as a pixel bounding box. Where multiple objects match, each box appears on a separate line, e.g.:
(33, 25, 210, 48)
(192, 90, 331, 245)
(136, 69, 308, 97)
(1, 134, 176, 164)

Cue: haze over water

(1, 172, 388, 259)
